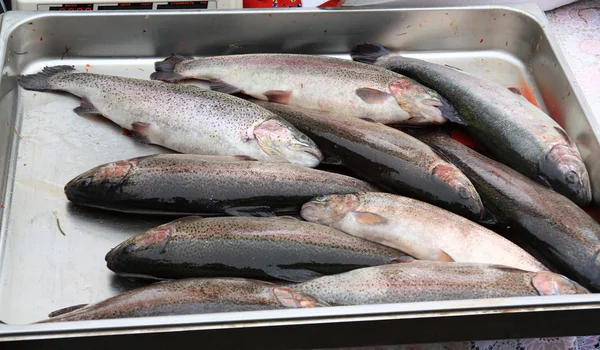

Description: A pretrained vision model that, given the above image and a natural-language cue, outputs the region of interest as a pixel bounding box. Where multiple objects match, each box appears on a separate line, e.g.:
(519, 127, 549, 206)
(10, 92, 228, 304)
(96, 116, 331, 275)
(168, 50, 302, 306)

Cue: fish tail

(150, 54, 192, 83)
(351, 43, 392, 64)
(17, 65, 75, 91)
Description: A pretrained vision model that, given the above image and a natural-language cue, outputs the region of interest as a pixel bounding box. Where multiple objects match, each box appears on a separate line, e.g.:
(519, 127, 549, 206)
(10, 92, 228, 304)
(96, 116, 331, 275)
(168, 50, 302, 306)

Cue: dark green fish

(39, 278, 328, 322)
(106, 216, 407, 282)
(64, 154, 376, 216)
(293, 261, 589, 306)
(351, 43, 592, 206)
(253, 101, 483, 220)
(411, 128, 600, 291)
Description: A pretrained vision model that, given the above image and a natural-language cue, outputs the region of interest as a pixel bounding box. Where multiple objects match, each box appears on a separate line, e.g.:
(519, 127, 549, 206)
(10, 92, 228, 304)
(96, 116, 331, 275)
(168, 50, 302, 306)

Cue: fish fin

(320, 154, 344, 165)
(350, 43, 392, 64)
(151, 54, 192, 83)
(536, 175, 553, 189)
(210, 79, 241, 94)
(234, 155, 259, 161)
(73, 97, 100, 115)
(349, 211, 388, 225)
(264, 90, 292, 104)
(437, 250, 455, 262)
(150, 71, 187, 83)
(129, 122, 152, 144)
(18, 65, 76, 91)
(225, 206, 277, 217)
(355, 88, 393, 104)
(358, 117, 380, 123)
(508, 87, 522, 95)
(48, 304, 88, 318)
(267, 268, 323, 282)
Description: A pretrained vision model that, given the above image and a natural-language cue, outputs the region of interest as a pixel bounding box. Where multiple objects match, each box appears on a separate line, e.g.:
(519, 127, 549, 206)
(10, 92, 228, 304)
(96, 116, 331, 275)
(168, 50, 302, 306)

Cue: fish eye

(314, 195, 328, 202)
(82, 178, 92, 187)
(297, 134, 309, 143)
(458, 187, 470, 199)
(566, 171, 579, 184)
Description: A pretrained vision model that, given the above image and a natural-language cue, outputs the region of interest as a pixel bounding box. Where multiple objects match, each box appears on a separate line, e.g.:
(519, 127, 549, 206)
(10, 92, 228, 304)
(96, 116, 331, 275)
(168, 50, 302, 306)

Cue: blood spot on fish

(40, 37, 43, 41)
(122, 129, 131, 137)
(0, 204, 5, 209)
(480, 39, 484, 43)
(568, 92, 571, 97)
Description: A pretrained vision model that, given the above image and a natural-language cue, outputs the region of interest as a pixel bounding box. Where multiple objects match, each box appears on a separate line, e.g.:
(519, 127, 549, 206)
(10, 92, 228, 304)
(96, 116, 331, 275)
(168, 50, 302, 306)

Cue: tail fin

(351, 43, 392, 64)
(17, 65, 75, 91)
(150, 54, 193, 83)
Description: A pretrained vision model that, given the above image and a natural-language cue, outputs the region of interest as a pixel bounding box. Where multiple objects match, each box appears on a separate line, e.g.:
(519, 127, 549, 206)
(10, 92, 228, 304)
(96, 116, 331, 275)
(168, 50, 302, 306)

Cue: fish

(292, 261, 589, 306)
(38, 278, 328, 322)
(64, 154, 376, 216)
(351, 43, 592, 206)
(105, 216, 408, 282)
(18, 66, 322, 167)
(301, 192, 546, 272)
(411, 128, 600, 291)
(254, 100, 483, 220)
(150, 53, 458, 126)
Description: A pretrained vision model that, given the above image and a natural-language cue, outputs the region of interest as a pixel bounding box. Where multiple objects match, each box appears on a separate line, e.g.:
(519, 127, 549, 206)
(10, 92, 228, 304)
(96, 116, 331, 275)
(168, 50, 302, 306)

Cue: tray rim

(1, 4, 600, 345)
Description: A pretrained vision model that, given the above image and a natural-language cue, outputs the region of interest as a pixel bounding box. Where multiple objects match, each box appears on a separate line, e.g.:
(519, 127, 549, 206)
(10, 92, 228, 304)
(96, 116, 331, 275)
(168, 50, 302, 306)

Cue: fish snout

(432, 163, 484, 219)
(388, 79, 448, 125)
(542, 144, 592, 206)
(531, 271, 590, 295)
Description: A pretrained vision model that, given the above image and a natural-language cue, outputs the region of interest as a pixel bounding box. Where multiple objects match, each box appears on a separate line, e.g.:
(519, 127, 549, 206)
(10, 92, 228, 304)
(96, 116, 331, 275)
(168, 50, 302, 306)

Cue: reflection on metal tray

(0, 4, 600, 348)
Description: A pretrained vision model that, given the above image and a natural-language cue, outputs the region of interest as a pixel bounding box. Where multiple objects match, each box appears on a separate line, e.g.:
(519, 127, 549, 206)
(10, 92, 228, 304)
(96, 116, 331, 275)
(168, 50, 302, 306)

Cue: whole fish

(39, 278, 328, 322)
(351, 43, 592, 205)
(150, 54, 457, 125)
(64, 154, 376, 216)
(301, 192, 545, 272)
(106, 216, 407, 282)
(293, 261, 589, 306)
(254, 101, 483, 220)
(18, 66, 322, 167)
(411, 129, 600, 291)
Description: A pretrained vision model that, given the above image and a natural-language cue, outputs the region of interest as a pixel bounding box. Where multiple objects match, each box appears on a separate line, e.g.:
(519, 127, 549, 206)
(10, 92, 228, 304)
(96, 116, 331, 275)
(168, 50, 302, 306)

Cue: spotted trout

(64, 154, 376, 216)
(301, 192, 545, 272)
(411, 128, 600, 291)
(150, 54, 458, 125)
(292, 261, 589, 306)
(106, 216, 407, 282)
(18, 66, 322, 167)
(254, 101, 483, 220)
(351, 43, 591, 205)
(39, 278, 328, 322)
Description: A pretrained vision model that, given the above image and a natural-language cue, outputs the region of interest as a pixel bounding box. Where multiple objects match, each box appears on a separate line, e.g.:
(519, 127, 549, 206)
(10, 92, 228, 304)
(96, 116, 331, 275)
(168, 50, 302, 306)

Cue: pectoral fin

(210, 79, 241, 94)
(224, 206, 277, 217)
(437, 250, 455, 262)
(48, 304, 88, 318)
(356, 88, 393, 104)
(129, 122, 152, 144)
(267, 268, 323, 282)
(349, 211, 388, 225)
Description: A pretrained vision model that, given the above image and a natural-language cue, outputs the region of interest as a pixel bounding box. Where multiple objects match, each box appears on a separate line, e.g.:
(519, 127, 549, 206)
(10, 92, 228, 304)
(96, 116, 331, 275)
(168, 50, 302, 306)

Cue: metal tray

(1, 4, 600, 348)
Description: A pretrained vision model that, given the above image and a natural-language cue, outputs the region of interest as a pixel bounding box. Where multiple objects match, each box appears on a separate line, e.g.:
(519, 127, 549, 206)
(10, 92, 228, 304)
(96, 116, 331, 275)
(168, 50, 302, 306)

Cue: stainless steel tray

(1, 4, 600, 348)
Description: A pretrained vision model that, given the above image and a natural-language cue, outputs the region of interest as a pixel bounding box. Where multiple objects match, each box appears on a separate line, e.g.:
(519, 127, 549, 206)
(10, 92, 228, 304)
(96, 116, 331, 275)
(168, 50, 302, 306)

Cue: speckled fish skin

(412, 129, 600, 291)
(351, 43, 591, 206)
(151, 54, 457, 125)
(17, 66, 322, 167)
(38, 278, 328, 323)
(254, 100, 483, 220)
(105, 216, 407, 281)
(301, 192, 546, 272)
(64, 154, 376, 216)
(292, 261, 589, 306)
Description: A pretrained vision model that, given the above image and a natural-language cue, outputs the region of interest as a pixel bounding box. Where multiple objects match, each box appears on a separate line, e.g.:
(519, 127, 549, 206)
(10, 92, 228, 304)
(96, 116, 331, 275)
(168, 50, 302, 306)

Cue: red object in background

(318, 0, 340, 6)
(244, 0, 302, 7)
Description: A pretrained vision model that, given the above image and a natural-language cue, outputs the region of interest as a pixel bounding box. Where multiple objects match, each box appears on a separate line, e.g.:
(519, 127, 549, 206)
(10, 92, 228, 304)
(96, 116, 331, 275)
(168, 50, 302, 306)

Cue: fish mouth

(306, 150, 323, 162)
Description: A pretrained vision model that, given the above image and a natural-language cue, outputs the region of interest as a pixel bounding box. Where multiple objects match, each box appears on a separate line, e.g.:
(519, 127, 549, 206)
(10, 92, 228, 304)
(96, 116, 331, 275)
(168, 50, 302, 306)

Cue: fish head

(389, 79, 448, 125)
(64, 159, 135, 204)
(532, 271, 589, 295)
(271, 286, 330, 308)
(254, 118, 323, 168)
(431, 163, 485, 220)
(300, 193, 360, 225)
(540, 144, 592, 206)
(105, 220, 175, 272)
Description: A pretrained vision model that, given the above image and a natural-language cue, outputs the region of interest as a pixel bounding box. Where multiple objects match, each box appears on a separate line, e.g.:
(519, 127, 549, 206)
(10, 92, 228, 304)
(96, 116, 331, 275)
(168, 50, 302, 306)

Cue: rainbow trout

(150, 54, 458, 125)
(18, 66, 322, 167)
